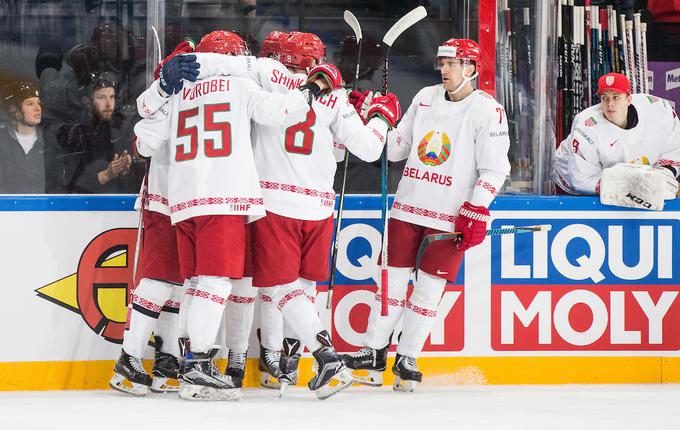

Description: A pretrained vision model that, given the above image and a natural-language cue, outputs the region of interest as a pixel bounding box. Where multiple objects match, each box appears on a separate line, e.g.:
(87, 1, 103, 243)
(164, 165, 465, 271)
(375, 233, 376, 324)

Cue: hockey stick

(132, 26, 163, 284)
(625, 19, 636, 91)
(326, 10, 362, 311)
(584, 0, 592, 106)
(378, 5, 427, 316)
(641, 22, 648, 93)
(414, 225, 552, 279)
(634, 13, 643, 93)
(556, 0, 563, 143)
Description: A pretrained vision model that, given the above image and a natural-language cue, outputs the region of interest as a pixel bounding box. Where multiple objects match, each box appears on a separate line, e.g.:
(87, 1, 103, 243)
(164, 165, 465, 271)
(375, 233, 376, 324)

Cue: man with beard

(57, 73, 136, 193)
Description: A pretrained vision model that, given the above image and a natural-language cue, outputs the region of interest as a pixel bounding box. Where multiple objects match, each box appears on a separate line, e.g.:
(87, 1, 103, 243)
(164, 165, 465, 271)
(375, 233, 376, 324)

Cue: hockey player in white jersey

(133, 30, 320, 401)
(552, 72, 680, 201)
(188, 30, 401, 399)
(133, 32, 289, 391)
(110, 42, 199, 397)
(343, 38, 511, 392)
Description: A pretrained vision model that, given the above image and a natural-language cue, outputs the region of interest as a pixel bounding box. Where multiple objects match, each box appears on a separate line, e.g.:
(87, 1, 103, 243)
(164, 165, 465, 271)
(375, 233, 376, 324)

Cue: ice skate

(341, 345, 388, 387)
(179, 347, 241, 401)
(277, 337, 301, 397)
(150, 336, 180, 393)
(177, 337, 190, 380)
(226, 350, 247, 389)
(392, 353, 422, 393)
(109, 349, 152, 397)
(258, 344, 282, 389)
(307, 331, 353, 400)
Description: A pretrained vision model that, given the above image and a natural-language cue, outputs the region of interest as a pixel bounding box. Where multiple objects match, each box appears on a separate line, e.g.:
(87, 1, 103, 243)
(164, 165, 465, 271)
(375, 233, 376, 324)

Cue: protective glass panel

(0, 1, 148, 194)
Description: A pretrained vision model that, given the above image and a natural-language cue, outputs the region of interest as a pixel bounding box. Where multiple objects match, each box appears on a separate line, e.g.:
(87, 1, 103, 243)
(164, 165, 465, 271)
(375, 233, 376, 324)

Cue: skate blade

(392, 376, 417, 393)
(260, 372, 281, 389)
(109, 373, 149, 397)
(350, 369, 384, 387)
(150, 377, 180, 393)
(314, 369, 353, 400)
(276, 381, 290, 398)
(178, 383, 242, 401)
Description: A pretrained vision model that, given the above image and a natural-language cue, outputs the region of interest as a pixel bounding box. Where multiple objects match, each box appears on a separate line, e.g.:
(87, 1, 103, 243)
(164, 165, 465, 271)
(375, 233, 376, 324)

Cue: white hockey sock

(187, 275, 231, 353)
(224, 277, 257, 354)
(177, 277, 197, 339)
(272, 279, 324, 352)
(122, 278, 173, 358)
(258, 288, 283, 351)
(397, 271, 446, 358)
(363, 266, 411, 350)
(155, 283, 184, 357)
(300, 278, 318, 304)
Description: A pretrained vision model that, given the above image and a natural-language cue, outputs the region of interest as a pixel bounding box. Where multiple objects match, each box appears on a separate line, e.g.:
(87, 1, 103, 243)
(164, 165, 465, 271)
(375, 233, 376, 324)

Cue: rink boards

(1, 195, 680, 390)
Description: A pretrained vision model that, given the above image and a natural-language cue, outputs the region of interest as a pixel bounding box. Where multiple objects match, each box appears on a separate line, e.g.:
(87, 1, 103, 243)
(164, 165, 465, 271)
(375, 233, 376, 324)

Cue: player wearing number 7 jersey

(342, 38, 510, 392)
(187, 31, 401, 398)
(133, 30, 318, 401)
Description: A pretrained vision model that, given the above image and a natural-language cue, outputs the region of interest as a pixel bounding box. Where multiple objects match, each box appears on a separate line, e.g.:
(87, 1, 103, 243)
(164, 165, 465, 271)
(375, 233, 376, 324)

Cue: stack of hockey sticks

(497, 0, 536, 186)
(554, 0, 648, 144)
(326, 6, 427, 315)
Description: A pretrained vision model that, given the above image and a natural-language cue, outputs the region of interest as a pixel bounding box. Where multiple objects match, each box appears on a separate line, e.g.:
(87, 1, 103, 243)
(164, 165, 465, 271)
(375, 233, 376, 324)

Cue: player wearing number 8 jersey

(133, 30, 315, 401)
(343, 38, 510, 392)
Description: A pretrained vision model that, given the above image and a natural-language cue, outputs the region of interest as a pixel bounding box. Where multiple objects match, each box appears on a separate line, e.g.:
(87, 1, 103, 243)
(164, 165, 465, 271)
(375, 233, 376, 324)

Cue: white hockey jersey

(194, 53, 388, 220)
(388, 85, 511, 232)
(133, 98, 171, 216)
(553, 94, 680, 195)
(134, 75, 310, 224)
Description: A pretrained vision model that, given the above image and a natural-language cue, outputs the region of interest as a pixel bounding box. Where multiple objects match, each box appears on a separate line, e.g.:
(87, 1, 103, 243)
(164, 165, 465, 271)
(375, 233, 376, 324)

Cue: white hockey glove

(600, 163, 677, 211)
(654, 166, 680, 200)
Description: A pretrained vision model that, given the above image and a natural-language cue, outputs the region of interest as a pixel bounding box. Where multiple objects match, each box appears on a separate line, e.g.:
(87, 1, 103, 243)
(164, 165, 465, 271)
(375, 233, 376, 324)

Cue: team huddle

(107, 27, 509, 401)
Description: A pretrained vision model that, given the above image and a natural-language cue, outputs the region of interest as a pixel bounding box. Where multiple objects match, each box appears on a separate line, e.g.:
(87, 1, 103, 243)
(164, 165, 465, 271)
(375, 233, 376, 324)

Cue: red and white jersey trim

(149, 193, 169, 207)
(260, 180, 336, 201)
(170, 197, 265, 213)
(392, 201, 456, 223)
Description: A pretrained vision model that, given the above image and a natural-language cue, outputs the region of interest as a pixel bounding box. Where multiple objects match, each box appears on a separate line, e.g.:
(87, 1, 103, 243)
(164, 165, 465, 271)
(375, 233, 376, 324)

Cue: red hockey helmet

(436, 38, 482, 74)
(280, 31, 326, 70)
(261, 31, 288, 59)
(195, 30, 248, 56)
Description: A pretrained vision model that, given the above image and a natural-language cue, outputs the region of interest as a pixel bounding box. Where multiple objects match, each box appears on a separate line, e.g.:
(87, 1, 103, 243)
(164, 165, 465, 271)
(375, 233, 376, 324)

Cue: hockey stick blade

(382, 6, 427, 47)
(151, 25, 162, 65)
(344, 10, 362, 41)
(414, 225, 552, 279)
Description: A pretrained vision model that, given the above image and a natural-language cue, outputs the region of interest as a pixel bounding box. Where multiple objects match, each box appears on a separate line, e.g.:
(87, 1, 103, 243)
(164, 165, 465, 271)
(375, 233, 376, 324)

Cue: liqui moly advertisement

(490, 210, 680, 352)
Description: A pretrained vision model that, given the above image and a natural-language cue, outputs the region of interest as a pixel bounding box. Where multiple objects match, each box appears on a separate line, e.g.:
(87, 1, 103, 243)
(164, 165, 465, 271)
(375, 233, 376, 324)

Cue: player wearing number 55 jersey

(343, 38, 511, 392)
(134, 30, 315, 401)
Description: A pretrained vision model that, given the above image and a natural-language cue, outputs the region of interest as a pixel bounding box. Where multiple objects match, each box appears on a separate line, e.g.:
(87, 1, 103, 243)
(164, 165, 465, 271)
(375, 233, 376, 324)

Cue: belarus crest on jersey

(417, 130, 452, 166)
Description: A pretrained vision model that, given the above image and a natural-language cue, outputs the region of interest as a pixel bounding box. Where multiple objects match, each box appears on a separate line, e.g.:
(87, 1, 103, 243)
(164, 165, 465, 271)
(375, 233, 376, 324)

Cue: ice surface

(0, 384, 678, 430)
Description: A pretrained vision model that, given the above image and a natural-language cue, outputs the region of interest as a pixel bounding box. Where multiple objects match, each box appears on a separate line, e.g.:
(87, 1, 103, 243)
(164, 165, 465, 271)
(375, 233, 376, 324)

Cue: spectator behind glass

(0, 81, 63, 194)
(57, 74, 137, 194)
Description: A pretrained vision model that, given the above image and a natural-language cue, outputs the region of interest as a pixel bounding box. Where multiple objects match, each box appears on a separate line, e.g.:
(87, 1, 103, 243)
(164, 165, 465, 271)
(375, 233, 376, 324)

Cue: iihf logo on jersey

(417, 130, 451, 166)
(35, 228, 138, 344)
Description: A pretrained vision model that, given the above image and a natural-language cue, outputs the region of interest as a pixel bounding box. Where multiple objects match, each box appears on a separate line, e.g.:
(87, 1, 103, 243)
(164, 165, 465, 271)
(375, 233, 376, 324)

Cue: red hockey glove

(306, 63, 344, 95)
(454, 202, 490, 251)
(348, 89, 372, 123)
(366, 92, 401, 129)
(153, 40, 196, 80)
